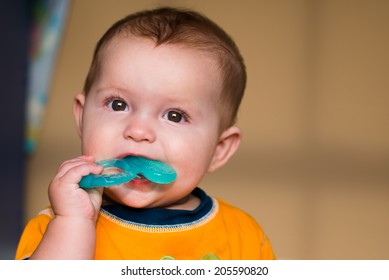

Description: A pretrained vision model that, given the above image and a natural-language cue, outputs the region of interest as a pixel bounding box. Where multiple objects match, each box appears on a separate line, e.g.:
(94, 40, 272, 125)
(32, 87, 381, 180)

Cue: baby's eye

(107, 99, 128, 111)
(163, 110, 188, 123)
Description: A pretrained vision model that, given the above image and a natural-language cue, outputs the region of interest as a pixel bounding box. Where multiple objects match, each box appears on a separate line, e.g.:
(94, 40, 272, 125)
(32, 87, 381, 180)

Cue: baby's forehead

(102, 34, 223, 75)
(99, 35, 223, 83)
(99, 35, 225, 98)
(105, 33, 219, 57)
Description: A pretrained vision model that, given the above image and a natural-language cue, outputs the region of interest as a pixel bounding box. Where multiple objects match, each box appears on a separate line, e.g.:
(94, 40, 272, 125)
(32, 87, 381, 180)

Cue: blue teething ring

(79, 156, 177, 188)
(79, 159, 137, 188)
(130, 157, 177, 184)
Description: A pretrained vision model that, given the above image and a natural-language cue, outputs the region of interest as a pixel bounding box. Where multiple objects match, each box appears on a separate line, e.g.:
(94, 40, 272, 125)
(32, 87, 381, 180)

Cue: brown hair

(83, 7, 246, 128)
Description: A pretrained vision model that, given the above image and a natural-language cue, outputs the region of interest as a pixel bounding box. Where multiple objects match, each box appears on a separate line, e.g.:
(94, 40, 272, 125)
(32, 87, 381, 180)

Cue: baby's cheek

(177, 159, 209, 184)
(81, 138, 105, 158)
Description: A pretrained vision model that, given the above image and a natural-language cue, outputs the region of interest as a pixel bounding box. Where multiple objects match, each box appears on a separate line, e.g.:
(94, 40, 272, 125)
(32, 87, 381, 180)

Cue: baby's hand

(48, 155, 104, 221)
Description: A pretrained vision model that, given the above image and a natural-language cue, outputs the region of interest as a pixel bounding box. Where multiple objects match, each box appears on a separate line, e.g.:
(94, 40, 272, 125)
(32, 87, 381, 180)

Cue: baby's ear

(73, 93, 85, 138)
(207, 126, 241, 173)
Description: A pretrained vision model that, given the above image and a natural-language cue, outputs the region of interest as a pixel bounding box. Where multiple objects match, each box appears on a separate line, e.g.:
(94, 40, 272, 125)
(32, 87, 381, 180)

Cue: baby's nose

(123, 115, 157, 143)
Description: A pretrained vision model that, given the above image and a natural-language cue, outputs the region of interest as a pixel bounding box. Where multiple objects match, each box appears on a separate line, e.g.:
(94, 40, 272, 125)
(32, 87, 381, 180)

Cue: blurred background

(1, 0, 388, 259)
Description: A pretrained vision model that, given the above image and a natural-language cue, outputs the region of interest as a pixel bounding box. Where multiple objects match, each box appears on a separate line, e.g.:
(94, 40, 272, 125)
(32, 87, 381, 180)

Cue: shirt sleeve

(15, 210, 52, 260)
(259, 232, 276, 260)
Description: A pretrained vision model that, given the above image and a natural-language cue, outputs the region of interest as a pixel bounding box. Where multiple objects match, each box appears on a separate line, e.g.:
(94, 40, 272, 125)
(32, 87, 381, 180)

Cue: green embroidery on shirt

(160, 253, 220, 260)
(201, 253, 220, 260)
(160, 255, 176, 260)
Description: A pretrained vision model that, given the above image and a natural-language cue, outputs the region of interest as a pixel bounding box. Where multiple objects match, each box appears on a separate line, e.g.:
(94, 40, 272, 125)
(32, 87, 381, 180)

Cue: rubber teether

(79, 156, 176, 188)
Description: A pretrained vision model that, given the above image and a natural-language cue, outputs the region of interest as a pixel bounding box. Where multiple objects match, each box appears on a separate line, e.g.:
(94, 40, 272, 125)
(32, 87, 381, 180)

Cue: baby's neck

(165, 194, 201, 210)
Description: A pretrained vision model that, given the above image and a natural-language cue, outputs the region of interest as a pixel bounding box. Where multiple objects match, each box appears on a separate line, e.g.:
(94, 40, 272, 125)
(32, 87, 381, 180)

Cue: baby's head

(74, 7, 246, 209)
(83, 7, 246, 130)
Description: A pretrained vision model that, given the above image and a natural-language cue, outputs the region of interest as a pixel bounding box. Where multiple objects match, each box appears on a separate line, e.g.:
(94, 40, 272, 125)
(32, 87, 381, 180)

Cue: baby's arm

(29, 156, 104, 259)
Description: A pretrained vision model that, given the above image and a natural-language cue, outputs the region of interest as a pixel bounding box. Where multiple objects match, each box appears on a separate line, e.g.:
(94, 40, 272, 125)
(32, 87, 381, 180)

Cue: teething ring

(125, 157, 177, 184)
(79, 156, 177, 188)
(79, 158, 137, 188)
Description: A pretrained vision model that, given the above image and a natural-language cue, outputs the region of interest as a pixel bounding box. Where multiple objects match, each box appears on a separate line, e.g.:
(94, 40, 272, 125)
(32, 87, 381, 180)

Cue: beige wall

(25, 0, 389, 259)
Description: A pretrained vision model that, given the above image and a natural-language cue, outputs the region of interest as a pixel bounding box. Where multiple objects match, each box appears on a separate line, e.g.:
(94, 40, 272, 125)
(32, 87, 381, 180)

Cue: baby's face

(75, 37, 224, 209)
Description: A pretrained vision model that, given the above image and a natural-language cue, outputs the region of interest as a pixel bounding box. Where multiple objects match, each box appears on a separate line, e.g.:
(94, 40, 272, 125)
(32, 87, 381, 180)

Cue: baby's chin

(102, 185, 165, 208)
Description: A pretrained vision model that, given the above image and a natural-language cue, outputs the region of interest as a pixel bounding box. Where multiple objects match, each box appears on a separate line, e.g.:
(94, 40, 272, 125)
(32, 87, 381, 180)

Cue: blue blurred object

(79, 156, 177, 188)
(25, 0, 70, 153)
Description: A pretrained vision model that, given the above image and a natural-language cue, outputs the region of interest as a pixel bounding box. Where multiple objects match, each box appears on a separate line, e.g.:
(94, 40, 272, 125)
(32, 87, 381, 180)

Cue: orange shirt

(16, 188, 275, 260)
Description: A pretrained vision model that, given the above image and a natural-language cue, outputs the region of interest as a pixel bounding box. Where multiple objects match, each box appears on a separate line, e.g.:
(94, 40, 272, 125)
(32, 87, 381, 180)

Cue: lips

(122, 174, 156, 191)
(129, 174, 151, 184)
(117, 153, 152, 161)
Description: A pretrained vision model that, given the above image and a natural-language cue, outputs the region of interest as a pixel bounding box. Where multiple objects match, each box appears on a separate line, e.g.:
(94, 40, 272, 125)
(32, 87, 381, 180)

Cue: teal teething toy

(79, 156, 176, 188)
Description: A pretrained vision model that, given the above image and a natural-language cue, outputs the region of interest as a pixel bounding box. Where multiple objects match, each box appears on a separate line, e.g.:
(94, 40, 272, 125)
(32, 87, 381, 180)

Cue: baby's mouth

(128, 173, 153, 186)
(134, 174, 147, 180)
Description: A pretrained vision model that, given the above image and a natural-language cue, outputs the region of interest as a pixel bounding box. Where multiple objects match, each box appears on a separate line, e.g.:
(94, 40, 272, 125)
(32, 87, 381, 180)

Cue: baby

(16, 7, 275, 260)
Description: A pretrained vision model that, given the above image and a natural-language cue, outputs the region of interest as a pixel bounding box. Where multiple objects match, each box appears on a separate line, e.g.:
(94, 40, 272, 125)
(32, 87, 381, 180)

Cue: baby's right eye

(107, 99, 128, 111)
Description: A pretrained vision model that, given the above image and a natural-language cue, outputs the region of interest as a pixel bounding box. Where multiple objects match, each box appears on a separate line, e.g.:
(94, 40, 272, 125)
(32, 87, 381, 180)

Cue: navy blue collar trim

(101, 187, 212, 226)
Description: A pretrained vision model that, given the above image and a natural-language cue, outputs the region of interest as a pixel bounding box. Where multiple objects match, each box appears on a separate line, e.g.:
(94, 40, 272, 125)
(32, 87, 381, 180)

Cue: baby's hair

(83, 6, 246, 128)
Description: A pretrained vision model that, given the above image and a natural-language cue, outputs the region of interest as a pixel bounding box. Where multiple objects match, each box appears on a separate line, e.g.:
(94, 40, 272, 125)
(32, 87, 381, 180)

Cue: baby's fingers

(54, 156, 103, 185)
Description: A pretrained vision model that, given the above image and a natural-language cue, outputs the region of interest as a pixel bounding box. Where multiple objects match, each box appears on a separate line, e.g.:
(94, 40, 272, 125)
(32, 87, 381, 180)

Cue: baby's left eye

(107, 99, 128, 111)
(163, 110, 187, 123)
